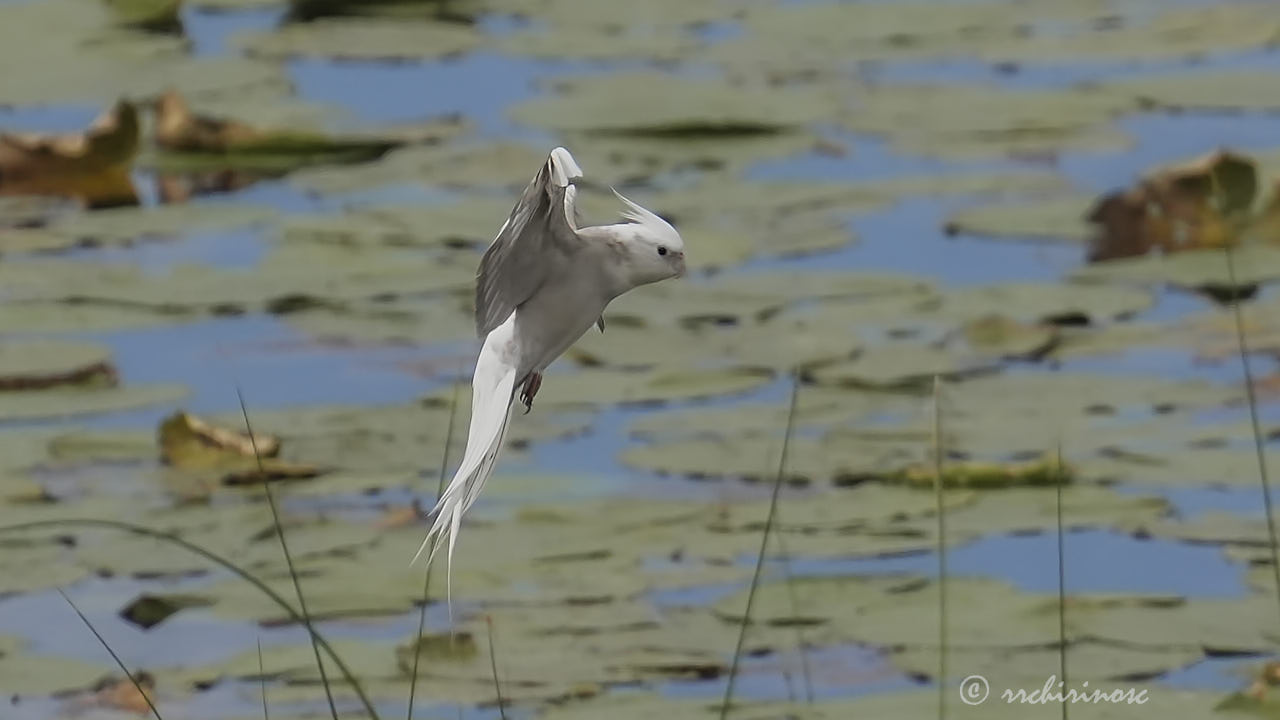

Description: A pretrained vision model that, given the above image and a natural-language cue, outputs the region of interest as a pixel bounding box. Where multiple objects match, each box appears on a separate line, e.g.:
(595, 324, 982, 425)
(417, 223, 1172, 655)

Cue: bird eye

(657, 246, 668, 256)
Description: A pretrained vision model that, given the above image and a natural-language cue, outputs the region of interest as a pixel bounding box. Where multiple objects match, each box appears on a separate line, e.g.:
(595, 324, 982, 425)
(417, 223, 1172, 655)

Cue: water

(3, 0, 1279, 713)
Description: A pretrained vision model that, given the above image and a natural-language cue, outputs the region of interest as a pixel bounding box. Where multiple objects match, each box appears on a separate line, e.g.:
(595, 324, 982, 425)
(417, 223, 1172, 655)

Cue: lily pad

(953, 314, 1059, 360)
(927, 283, 1154, 325)
(1073, 245, 1280, 299)
(945, 195, 1097, 243)
(290, 141, 548, 195)
(891, 642, 1203, 685)
(0, 641, 113, 694)
(1103, 70, 1280, 112)
(840, 84, 1130, 160)
(236, 17, 480, 60)
(980, 4, 1280, 64)
(0, 383, 185, 422)
(0, 340, 116, 391)
(2, 201, 276, 253)
(0, 0, 287, 105)
(809, 343, 1000, 391)
(510, 71, 840, 136)
(279, 197, 516, 251)
(538, 367, 775, 408)
(0, 100, 140, 208)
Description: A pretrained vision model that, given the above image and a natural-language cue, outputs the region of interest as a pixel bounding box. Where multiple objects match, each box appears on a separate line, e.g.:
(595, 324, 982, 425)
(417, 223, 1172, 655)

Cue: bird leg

(520, 372, 543, 414)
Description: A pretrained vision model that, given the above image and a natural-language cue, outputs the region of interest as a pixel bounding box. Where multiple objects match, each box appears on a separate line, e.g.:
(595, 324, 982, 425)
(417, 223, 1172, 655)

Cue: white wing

(474, 147, 584, 337)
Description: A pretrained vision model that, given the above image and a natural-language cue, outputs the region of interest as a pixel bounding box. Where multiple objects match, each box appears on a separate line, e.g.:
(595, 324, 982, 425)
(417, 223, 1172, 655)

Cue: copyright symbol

(959, 674, 989, 705)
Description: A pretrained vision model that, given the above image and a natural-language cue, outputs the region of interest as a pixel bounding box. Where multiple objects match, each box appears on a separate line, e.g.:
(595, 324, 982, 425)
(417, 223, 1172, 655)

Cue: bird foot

(520, 373, 543, 414)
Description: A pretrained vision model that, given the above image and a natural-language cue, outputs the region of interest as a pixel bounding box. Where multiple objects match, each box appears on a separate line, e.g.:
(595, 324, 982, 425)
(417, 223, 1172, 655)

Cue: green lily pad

(980, 4, 1280, 64)
(0, 340, 116, 391)
(705, 1, 1096, 72)
(0, 642, 113, 694)
(810, 344, 1000, 391)
(629, 387, 918, 440)
(0, 195, 75, 231)
(279, 198, 515, 250)
(537, 367, 774, 408)
(0, 301, 192, 334)
(1072, 244, 1280, 297)
(891, 642, 1203, 685)
(0, 0, 286, 104)
(561, 131, 820, 181)
(498, 25, 703, 62)
(568, 317, 863, 371)
(510, 71, 840, 136)
(1103, 70, 1280, 112)
(1, 242, 475, 314)
(945, 195, 1097, 243)
(604, 270, 934, 329)
(290, 141, 548, 195)
(620, 433, 918, 484)
(929, 283, 1154, 325)
(236, 17, 480, 60)
(5, 203, 275, 254)
(840, 84, 1130, 160)
(280, 296, 475, 347)
(954, 315, 1059, 360)
(104, 0, 181, 31)
(0, 383, 185, 422)
(47, 429, 155, 463)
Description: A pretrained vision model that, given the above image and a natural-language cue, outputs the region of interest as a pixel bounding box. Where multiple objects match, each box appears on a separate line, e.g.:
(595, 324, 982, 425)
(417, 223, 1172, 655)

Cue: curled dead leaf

(90, 673, 156, 714)
(1086, 149, 1257, 262)
(153, 89, 409, 170)
(0, 100, 140, 209)
(158, 411, 281, 468)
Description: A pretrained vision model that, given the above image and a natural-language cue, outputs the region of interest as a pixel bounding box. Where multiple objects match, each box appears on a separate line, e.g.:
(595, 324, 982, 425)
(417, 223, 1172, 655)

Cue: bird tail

(411, 331, 519, 605)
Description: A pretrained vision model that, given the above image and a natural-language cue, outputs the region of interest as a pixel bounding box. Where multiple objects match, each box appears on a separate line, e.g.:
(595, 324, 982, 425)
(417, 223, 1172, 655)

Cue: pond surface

(4, 0, 1280, 718)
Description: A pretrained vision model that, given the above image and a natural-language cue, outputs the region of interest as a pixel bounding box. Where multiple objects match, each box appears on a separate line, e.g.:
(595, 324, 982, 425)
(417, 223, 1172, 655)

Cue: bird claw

(520, 373, 543, 414)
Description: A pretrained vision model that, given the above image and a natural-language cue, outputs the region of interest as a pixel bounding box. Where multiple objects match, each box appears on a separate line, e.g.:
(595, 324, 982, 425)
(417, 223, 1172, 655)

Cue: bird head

(613, 189, 685, 285)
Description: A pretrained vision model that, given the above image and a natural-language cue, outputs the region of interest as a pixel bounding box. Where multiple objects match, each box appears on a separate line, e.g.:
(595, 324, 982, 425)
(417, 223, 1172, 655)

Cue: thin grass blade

(258, 637, 270, 720)
(773, 526, 814, 704)
(1054, 443, 1068, 720)
(58, 588, 163, 720)
(719, 372, 800, 720)
(486, 615, 508, 720)
(237, 387, 338, 720)
(932, 376, 948, 720)
(1224, 246, 1280, 628)
(408, 379, 461, 720)
(0, 518, 377, 719)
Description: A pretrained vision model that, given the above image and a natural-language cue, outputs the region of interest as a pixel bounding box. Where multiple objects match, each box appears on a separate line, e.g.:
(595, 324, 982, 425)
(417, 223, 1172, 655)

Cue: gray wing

(475, 147, 584, 337)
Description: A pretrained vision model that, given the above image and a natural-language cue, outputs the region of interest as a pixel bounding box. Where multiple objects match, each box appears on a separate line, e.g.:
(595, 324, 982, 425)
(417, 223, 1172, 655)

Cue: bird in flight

(413, 147, 686, 593)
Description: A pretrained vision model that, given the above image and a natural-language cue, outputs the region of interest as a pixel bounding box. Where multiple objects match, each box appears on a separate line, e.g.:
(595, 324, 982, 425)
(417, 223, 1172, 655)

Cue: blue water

(788, 529, 1250, 598)
(5, 0, 1280, 711)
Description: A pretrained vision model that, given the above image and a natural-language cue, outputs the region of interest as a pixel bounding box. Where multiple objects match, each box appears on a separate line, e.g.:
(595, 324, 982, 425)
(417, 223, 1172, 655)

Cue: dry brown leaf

(158, 411, 281, 468)
(157, 169, 263, 204)
(1087, 149, 1256, 262)
(152, 89, 402, 162)
(90, 673, 155, 714)
(374, 501, 425, 529)
(0, 100, 140, 208)
(154, 89, 264, 153)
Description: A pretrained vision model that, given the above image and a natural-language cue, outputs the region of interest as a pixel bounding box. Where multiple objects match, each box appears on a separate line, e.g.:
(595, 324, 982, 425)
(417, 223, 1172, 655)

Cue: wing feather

(474, 147, 584, 337)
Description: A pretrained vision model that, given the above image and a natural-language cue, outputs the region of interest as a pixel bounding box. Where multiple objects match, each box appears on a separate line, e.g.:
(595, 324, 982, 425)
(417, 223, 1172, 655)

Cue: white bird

(413, 147, 686, 594)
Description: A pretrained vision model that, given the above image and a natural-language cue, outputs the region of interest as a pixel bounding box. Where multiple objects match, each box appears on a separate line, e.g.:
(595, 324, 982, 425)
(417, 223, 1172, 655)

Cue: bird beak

(674, 251, 686, 278)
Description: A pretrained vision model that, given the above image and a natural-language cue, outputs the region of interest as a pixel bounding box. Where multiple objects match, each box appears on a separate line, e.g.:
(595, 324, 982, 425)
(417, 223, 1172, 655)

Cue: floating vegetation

(5, 0, 1280, 717)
